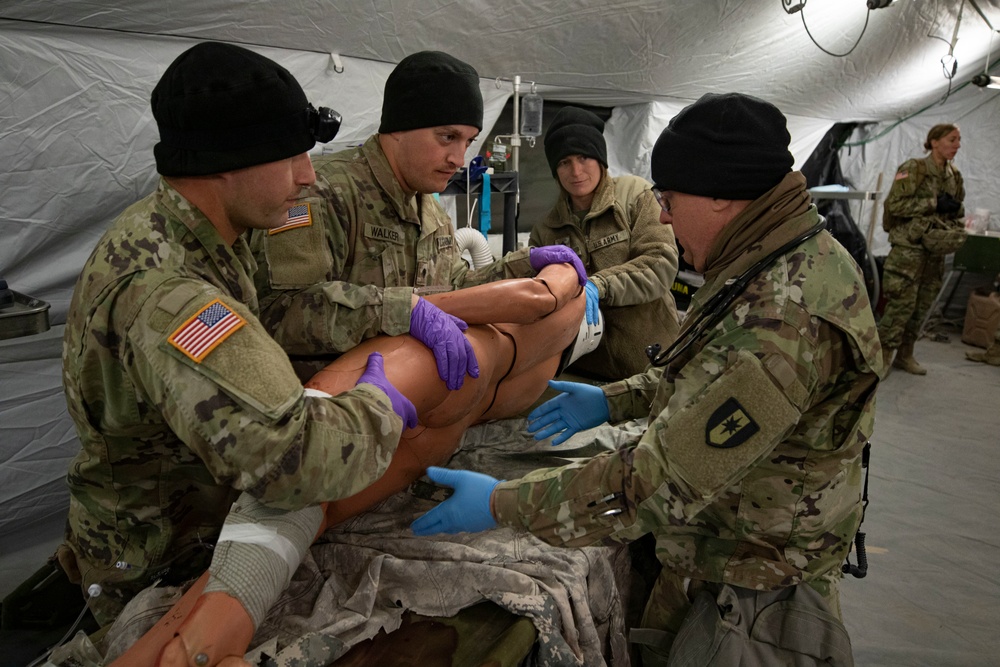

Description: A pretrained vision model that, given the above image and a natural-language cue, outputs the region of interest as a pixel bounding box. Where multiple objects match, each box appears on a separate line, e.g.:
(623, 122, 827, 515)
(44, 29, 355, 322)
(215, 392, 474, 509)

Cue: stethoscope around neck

(646, 223, 826, 368)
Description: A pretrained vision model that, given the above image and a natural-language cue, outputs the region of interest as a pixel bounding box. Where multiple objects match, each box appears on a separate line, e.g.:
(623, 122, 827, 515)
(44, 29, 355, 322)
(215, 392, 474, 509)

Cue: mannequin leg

(112, 266, 585, 667)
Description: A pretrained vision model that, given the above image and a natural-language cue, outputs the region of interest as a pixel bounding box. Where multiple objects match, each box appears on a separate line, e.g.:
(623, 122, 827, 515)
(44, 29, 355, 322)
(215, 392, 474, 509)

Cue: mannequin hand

(584, 280, 600, 325)
(409, 298, 479, 390)
(356, 352, 417, 429)
(411, 466, 500, 535)
(529, 245, 587, 286)
(526, 380, 610, 445)
(936, 192, 961, 215)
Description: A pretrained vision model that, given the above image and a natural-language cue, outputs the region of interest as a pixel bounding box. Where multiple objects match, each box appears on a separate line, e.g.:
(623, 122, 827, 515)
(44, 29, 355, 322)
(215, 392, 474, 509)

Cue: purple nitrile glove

(410, 466, 500, 535)
(356, 352, 417, 430)
(529, 245, 587, 286)
(409, 298, 480, 391)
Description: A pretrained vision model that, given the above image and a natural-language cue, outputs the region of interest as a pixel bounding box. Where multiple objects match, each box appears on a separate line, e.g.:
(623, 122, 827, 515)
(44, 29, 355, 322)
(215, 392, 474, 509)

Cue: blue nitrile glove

(409, 298, 480, 391)
(356, 352, 417, 429)
(529, 245, 587, 286)
(526, 380, 610, 445)
(411, 466, 500, 535)
(584, 279, 600, 326)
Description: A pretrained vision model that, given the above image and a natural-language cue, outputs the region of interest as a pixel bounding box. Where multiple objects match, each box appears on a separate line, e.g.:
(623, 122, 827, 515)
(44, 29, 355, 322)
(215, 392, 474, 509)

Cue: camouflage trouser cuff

(204, 493, 322, 628)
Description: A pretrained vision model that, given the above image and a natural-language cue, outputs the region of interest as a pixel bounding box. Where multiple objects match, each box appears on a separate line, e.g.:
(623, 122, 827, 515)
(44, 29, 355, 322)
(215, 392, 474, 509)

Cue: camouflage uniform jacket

(62, 180, 403, 623)
(530, 172, 680, 380)
(884, 156, 965, 249)
(251, 135, 534, 358)
(494, 205, 882, 600)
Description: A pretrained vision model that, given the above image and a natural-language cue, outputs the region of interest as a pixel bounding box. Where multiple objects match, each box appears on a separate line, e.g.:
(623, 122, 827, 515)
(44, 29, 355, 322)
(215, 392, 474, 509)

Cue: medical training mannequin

(110, 263, 586, 667)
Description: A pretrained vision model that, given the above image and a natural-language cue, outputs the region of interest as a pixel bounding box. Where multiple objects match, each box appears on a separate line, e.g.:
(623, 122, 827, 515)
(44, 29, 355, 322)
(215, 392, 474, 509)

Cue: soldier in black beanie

(378, 50, 483, 135)
(648, 92, 797, 272)
(55, 39, 421, 629)
(650, 91, 794, 202)
(153, 41, 340, 178)
(528, 105, 681, 381)
(251, 50, 589, 392)
(404, 91, 881, 667)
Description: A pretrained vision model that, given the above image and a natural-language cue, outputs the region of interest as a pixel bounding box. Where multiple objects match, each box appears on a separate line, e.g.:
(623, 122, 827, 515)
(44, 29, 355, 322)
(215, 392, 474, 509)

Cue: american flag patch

(169, 299, 246, 363)
(268, 202, 312, 234)
(894, 170, 909, 181)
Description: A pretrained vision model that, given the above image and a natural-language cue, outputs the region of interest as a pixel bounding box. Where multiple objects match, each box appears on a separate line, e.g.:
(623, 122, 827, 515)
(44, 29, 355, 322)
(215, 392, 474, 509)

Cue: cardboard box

(962, 290, 1000, 349)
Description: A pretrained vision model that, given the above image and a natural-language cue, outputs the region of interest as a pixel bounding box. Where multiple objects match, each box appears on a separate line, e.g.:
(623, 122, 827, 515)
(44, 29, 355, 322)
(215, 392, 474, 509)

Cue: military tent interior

(1, 1, 999, 665)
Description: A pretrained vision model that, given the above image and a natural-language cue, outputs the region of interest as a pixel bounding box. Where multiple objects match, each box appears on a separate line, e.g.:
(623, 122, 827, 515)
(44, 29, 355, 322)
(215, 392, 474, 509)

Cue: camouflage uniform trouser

(877, 244, 945, 349)
(630, 569, 849, 666)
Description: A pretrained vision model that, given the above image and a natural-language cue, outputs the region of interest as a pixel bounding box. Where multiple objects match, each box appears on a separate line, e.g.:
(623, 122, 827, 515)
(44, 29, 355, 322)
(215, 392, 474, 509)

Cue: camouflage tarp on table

(53, 417, 646, 667)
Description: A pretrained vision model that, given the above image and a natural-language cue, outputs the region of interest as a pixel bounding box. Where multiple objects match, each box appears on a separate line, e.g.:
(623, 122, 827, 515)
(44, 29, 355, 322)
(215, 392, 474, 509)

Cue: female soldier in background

(878, 124, 965, 375)
(530, 106, 680, 381)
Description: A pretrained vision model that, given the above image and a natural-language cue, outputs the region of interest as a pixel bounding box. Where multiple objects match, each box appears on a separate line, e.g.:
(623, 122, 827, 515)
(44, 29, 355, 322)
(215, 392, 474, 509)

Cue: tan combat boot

(881, 347, 896, 377)
(966, 340, 1000, 366)
(892, 341, 927, 375)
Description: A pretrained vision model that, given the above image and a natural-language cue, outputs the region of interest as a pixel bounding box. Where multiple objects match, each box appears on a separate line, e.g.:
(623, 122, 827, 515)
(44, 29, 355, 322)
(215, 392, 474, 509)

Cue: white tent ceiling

(3, 0, 999, 117)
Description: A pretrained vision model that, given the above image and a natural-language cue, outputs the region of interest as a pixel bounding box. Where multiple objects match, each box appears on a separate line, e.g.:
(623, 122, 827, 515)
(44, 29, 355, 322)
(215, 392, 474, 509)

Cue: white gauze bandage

(203, 492, 323, 628)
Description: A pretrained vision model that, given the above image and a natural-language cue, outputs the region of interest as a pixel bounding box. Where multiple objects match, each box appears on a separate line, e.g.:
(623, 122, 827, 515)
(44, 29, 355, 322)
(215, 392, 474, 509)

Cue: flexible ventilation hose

(455, 227, 495, 269)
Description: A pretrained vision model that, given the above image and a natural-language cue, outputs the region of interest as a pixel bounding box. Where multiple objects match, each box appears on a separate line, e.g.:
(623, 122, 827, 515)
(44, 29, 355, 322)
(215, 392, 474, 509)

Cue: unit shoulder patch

(705, 397, 759, 448)
(168, 298, 245, 363)
(659, 349, 801, 498)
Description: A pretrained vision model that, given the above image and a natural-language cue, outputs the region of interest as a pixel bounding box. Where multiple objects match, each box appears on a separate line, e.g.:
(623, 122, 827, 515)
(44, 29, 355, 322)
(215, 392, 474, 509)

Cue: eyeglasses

(651, 188, 671, 214)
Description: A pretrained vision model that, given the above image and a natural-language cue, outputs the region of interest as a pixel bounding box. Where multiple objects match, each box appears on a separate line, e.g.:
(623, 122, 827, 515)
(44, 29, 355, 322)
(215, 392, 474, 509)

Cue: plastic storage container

(0, 291, 51, 340)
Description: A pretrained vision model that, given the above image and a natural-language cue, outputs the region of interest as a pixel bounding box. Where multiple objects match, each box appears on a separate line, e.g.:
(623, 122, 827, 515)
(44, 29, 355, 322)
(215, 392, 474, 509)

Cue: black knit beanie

(543, 106, 608, 177)
(651, 92, 793, 200)
(379, 51, 483, 133)
(152, 42, 318, 177)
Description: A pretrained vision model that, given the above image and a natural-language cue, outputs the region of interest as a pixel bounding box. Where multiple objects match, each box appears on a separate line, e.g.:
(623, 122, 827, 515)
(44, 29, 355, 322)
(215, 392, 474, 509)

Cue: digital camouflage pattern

(879, 156, 966, 349)
(61, 180, 403, 624)
(530, 172, 680, 380)
(250, 135, 536, 361)
(494, 183, 882, 644)
(61, 424, 631, 667)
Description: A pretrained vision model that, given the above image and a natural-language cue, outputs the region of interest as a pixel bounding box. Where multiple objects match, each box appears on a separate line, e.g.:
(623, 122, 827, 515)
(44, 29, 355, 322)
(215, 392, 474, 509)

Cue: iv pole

(493, 75, 539, 206)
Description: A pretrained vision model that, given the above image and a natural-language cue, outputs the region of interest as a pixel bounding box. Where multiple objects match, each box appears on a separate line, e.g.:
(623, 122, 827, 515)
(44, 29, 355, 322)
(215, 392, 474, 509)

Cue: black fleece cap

(152, 42, 316, 176)
(651, 92, 794, 200)
(379, 51, 483, 133)
(543, 106, 608, 177)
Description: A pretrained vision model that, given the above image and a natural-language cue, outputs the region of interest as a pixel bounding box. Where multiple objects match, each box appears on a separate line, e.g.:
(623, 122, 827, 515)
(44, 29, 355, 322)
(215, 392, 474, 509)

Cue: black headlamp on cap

(309, 104, 342, 143)
(158, 105, 341, 152)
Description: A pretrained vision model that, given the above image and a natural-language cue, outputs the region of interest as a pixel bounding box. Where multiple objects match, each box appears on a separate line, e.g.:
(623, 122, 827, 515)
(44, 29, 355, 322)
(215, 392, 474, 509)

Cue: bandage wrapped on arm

(204, 492, 323, 628)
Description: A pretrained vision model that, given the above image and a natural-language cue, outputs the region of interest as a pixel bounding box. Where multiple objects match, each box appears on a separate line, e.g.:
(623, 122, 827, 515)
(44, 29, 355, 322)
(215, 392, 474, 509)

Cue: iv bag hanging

(520, 94, 543, 137)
